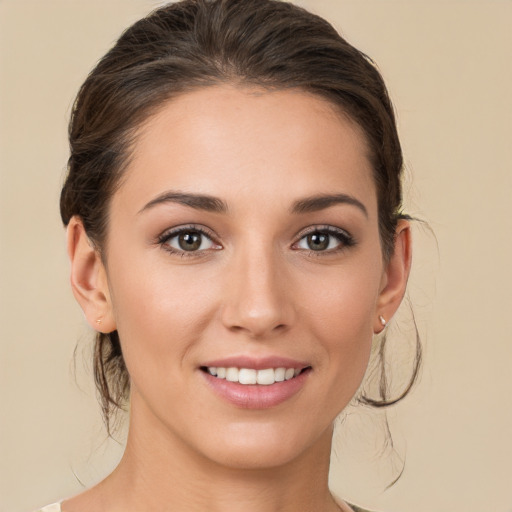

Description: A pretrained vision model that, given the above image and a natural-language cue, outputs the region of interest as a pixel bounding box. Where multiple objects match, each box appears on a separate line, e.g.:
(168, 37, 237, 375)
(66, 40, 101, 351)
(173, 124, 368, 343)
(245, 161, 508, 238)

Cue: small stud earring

(96, 318, 102, 325)
(379, 315, 386, 327)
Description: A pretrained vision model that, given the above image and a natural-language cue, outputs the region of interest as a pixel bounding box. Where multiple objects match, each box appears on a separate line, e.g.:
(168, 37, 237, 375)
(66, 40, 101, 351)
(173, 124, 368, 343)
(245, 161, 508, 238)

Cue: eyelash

(156, 224, 355, 258)
(157, 224, 220, 258)
(293, 225, 356, 256)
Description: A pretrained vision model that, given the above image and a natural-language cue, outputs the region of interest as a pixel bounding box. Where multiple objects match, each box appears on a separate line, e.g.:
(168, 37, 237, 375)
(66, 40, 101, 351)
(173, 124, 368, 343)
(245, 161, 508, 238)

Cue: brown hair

(60, 0, 421, 429)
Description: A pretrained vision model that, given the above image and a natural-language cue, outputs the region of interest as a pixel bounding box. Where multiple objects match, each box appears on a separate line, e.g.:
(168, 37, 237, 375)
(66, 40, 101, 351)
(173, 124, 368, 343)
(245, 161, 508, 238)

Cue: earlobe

(374, 219, 412, 333)
(67, 216, 116, 333)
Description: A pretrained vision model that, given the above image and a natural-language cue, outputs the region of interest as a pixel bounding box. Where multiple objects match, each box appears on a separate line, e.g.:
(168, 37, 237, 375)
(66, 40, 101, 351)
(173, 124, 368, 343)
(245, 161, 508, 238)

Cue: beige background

(1, 1, 511, 511)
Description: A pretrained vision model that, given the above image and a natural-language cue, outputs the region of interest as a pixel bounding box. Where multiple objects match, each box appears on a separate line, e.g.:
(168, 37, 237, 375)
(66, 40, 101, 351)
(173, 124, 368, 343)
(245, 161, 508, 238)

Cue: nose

(220, 244, 295, 338)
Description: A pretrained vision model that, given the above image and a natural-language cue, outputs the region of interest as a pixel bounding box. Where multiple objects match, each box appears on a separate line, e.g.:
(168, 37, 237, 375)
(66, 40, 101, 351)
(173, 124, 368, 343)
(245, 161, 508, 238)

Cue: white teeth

(238, 368, 257, 385)
(285, 368, 295, 380)
(206, 366, 304, 385)
(226, 367, 239, 382)
(274, 368, 286, 382)
(256, 368, 275, 385)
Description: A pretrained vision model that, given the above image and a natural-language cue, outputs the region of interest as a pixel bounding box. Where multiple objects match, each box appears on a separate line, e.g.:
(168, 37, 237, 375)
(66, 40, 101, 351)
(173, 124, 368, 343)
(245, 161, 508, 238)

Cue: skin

(65, 85, 411, 512)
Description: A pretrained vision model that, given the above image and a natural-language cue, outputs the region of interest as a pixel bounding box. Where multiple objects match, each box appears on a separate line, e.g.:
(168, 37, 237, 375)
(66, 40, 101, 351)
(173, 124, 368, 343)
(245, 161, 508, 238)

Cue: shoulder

(35, 504, 61, 512)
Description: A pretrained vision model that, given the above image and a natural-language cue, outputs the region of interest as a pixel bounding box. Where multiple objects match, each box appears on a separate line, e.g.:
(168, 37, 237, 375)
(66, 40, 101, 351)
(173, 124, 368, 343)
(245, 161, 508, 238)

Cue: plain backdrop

(1, 1, 511, 511)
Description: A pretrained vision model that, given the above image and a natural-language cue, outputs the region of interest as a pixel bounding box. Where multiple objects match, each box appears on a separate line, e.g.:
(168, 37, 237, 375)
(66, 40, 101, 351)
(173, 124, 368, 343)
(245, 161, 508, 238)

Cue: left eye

(164, 230, 216, 252)
(296, 231, 345, 252)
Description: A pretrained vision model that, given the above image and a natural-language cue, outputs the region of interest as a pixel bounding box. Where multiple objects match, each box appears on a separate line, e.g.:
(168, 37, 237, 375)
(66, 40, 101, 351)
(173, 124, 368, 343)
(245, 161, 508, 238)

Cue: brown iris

(307, 233, 329, 251)
(178, 231, 202, 251)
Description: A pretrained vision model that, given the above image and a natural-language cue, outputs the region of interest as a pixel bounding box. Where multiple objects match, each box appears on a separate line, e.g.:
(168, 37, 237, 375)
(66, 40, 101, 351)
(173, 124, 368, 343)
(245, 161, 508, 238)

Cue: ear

(374, 219, 412, 333)
(67, 216, 116, 333)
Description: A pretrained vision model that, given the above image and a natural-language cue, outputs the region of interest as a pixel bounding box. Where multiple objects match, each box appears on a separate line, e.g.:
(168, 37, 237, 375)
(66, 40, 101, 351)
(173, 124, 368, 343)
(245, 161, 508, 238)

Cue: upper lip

(200, 355, 310, 371)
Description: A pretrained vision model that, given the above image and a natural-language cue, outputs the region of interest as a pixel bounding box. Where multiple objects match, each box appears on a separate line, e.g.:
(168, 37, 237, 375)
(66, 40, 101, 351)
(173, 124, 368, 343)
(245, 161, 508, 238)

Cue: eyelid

(156, 224, 222, 255)
(292, 224, 355, 251)
(293, 224, 353, 241)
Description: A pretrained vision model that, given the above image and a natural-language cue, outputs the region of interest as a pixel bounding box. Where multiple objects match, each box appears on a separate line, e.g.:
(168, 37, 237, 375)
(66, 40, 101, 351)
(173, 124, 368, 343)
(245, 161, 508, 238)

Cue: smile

(200, 363, 312, 408)
(202, 366, 308, 385)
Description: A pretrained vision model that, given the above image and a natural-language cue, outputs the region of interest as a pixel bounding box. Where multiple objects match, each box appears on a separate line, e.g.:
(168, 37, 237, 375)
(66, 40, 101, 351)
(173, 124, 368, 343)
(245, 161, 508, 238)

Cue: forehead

(117, 85, 377, 216)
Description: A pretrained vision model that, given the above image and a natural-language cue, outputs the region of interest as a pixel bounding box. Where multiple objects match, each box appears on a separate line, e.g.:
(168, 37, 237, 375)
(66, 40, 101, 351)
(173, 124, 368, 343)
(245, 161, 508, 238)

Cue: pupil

(308, 233, 328, 251)
(179, 232, 201, 251)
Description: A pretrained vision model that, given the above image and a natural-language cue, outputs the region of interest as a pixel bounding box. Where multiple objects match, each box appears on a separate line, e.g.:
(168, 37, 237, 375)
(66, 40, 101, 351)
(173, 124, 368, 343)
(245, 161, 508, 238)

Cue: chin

(191, 419, 334, 471)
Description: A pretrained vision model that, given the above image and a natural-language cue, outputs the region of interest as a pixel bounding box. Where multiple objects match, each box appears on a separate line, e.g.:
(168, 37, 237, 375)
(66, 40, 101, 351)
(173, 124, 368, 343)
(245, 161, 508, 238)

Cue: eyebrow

(138, 190, 367, 217)
(138, 191, 228, 214)
(291, 193, 368, 217)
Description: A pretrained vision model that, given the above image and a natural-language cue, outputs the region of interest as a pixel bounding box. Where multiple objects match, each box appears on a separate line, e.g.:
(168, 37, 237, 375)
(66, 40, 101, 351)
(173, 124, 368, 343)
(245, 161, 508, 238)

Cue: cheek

(305, 256, 381, 337)
(106, 255, 218, 377)
(302, 260, 382, 395)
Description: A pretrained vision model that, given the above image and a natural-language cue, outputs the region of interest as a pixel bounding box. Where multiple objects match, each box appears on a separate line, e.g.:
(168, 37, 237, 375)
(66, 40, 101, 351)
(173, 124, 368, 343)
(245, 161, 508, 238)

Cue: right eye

(158, 226, 221, 255)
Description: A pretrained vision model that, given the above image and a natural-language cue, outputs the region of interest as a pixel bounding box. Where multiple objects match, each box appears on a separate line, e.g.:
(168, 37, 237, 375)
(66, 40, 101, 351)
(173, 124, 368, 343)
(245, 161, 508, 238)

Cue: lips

(199, 356, 312, 409)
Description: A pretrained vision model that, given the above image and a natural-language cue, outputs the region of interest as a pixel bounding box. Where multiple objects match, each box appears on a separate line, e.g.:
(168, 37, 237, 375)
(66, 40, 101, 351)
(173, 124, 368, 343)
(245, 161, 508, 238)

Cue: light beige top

(37, 501, 375, 512)
(36, 505, 61, 512)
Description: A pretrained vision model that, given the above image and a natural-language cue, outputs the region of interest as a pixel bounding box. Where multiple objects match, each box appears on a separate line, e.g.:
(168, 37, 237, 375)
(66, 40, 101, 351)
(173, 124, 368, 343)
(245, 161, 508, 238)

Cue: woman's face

(87, 85, 402, 469)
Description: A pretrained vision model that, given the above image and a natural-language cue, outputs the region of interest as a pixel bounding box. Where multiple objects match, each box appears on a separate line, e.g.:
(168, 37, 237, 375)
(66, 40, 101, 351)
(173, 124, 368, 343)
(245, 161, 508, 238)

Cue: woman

(40, 0, 418, 510)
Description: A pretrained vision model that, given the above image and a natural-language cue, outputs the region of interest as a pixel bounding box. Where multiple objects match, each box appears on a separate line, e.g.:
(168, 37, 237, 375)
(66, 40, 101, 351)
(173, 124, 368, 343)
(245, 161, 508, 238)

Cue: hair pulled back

(60, 0, 420, 428)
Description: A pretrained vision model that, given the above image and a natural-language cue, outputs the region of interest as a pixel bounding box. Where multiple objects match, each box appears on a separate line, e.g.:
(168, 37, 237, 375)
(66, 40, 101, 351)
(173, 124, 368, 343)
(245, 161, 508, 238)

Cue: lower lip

(201, 370, 310, 409)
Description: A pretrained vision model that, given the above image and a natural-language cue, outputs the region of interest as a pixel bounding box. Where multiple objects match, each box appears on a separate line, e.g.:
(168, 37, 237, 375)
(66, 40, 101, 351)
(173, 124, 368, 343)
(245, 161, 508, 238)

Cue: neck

(96, 396, 340, 512)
